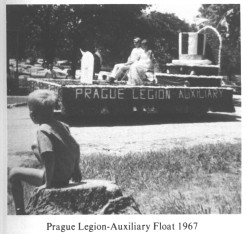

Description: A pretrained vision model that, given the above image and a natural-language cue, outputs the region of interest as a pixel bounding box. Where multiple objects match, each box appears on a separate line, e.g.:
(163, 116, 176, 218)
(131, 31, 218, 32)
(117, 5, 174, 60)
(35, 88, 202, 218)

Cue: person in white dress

(128, 39, 154, 85)
(110, 37, 144, 81)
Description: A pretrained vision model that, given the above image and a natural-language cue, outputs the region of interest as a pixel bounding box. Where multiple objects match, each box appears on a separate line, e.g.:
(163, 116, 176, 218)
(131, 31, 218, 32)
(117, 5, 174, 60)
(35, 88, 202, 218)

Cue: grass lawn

(8, 142, 241, 214)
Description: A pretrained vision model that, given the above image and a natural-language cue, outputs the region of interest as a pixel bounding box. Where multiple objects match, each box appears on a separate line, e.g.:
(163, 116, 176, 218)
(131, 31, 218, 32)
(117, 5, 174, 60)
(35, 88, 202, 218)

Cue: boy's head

(133, 37, 141, 48)
(28, 89, 57, 124)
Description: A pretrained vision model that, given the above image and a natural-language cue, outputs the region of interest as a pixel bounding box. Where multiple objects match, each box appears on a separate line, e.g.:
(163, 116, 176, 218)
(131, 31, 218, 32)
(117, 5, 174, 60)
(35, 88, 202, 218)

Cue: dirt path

(70, 110, 241, 156)
(8, 95, 241, 167)
(7, 96, 241, 167)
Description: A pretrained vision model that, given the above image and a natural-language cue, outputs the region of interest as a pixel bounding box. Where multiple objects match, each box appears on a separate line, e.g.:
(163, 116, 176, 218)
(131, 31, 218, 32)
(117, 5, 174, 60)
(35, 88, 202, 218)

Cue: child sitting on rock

(9, 89, 82, 215)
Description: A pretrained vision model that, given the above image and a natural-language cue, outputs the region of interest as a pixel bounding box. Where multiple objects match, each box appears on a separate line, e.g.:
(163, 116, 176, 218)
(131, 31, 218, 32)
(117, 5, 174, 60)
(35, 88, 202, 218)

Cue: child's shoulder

(39, 120, 69, 134)
(39, 123, 53, 134)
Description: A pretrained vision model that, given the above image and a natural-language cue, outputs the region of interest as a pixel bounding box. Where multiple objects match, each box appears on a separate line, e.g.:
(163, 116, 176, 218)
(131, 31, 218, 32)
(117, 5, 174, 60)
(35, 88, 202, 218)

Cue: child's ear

(29, 110, 34, 117)
(29, 110, 37, 122)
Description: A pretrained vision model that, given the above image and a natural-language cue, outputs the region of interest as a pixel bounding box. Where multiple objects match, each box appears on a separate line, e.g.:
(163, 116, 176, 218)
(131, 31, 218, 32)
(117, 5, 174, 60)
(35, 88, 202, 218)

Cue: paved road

(7, 96, 241, 167)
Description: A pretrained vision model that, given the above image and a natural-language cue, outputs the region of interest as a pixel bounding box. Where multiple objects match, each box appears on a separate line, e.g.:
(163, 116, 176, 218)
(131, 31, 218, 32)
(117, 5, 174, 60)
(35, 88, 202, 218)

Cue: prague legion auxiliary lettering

(75, 87, 224, 100)
(47, 222, 150, 232)
(110, 222, 150, 232)
(78, 222, 150, 232)
(178, 89, 223, 99)
(75, 87, 171, 100)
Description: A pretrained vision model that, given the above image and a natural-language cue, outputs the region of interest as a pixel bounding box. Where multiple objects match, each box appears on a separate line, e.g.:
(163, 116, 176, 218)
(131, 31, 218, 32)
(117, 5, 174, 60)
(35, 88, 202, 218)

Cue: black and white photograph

(1, 0, 245, 233)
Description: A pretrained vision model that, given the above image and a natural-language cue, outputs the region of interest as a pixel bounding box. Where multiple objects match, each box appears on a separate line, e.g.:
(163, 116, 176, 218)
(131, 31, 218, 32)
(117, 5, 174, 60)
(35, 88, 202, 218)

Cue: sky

(147, 3, 202, 24)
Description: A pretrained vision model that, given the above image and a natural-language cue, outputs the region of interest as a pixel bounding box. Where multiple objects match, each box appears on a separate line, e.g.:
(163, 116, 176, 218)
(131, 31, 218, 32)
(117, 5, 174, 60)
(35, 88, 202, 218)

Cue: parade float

(27, 26, 235, 117)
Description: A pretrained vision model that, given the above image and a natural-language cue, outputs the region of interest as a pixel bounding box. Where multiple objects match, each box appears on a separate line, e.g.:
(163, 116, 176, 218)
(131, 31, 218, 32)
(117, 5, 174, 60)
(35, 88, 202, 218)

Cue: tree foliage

(7, 4, 192, 73)
(199, 4, 240, 76)
(138, 11, 191, 71)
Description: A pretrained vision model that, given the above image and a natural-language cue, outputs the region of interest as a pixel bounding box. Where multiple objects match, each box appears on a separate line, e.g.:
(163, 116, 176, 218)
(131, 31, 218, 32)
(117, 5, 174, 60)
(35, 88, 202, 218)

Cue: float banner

(70, 87, 227, 101)
(27, 79, 234, 114)
(61, 86, 234, 112)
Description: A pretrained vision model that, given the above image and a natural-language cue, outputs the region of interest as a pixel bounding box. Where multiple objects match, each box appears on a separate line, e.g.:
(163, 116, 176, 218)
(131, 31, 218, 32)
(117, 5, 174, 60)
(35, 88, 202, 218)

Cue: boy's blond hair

(28, 89, 57, 119)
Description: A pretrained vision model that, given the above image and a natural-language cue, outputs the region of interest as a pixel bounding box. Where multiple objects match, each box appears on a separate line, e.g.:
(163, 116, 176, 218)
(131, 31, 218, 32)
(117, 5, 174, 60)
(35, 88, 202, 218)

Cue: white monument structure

(172, 32, 211, 66)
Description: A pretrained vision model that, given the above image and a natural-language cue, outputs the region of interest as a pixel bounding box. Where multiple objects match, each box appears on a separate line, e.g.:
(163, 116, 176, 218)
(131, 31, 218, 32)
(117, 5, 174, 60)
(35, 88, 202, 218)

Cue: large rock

(26, 180, 141, 215)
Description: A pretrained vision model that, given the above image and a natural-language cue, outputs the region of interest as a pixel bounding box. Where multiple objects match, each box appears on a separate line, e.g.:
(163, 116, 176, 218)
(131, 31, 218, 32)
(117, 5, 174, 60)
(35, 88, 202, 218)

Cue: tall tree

(199, 4, 240, 76)
(6, 5, 30, 69)
(138, 11, 191, 71)
(7, 4, 192, 74)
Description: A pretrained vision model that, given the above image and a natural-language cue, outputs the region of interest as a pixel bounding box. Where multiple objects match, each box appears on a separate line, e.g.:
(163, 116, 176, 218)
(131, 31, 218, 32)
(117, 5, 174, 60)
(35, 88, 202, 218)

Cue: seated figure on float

(109, 37, 144, 82)
(127, 39, 155, 85)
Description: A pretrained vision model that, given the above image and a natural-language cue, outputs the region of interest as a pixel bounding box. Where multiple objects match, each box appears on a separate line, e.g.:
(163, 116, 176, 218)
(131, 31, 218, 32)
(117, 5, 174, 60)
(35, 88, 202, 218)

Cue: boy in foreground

(9, 89, 82, 215)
